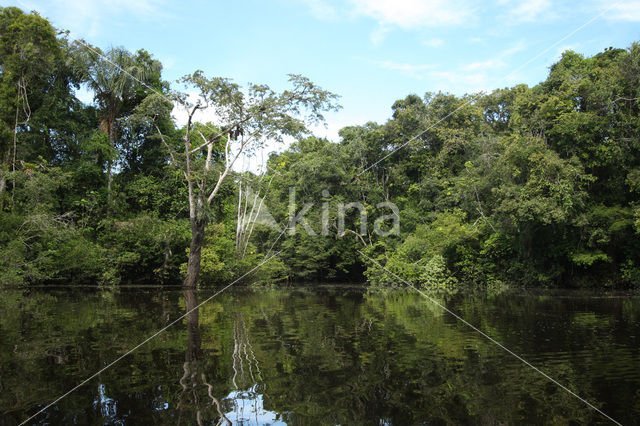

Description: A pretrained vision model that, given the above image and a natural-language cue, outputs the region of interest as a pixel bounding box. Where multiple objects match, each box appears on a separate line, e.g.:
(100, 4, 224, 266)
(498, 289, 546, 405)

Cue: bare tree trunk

(184, 218, 206, 288)
(236, 181, 243, 255)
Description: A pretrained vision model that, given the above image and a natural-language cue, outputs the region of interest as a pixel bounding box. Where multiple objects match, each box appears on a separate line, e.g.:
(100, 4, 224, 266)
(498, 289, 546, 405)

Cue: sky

(6, 0, 640, 161)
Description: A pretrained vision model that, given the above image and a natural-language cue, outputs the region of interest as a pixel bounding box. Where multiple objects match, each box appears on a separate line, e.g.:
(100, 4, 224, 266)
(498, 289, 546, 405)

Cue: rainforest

(3, 5, 640, 425)
(2, 7, 640, 290)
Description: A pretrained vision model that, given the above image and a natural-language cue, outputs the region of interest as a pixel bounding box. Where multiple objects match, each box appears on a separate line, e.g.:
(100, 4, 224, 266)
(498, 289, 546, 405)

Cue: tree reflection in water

(3, 288, 640, 424)
(224, 313, 284, 425)
(179, 290, 281, 426)
(178, 289, 229, 425)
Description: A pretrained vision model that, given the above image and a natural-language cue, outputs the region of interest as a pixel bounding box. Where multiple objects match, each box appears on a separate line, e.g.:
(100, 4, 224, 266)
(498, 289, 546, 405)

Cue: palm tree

(83, 46, 161, 206)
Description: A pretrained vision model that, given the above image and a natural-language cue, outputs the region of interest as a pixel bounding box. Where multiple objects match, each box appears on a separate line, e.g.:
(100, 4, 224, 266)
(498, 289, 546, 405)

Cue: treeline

(262, 44, 640, 288)
(1, 6, 639, 288)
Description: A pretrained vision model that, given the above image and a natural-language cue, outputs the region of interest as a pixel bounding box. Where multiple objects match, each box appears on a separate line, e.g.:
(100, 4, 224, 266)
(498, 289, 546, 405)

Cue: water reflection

(178, 289, 230, 425)
(1, 287, 639, 424)
(179, 291, 278, 426)
(93, 384, 119, 422)
(223, 386, 284, 425)
(225, 313, 284, 425)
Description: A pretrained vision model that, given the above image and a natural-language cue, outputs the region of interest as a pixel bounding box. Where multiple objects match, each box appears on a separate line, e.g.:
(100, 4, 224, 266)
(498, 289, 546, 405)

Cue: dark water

(1, 286, 639, 425)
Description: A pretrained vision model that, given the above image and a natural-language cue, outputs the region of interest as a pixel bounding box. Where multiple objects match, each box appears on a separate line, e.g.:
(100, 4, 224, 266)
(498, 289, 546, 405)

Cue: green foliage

(179, 222, 288, 285)
(100, 215, 190, 284)
(621, 260, 640, 288)
(571, 250, 611, 267)
(0, 164, 107, 286)
(362, 212, 471, 290)
(1, 6, 640, 289)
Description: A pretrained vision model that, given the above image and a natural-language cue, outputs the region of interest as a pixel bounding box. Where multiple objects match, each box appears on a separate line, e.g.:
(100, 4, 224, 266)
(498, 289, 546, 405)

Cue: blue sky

(8, 0, 640, 143)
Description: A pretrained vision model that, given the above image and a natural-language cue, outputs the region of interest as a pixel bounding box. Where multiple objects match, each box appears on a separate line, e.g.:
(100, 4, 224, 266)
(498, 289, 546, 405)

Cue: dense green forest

(1, 6, 640, 289)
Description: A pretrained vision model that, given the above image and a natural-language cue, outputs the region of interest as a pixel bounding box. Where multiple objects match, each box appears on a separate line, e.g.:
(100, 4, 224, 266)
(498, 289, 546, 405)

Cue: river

(1, 286, 639, 424)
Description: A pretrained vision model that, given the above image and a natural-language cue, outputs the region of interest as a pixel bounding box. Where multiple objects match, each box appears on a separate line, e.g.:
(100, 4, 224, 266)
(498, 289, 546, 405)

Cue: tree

(138, 72, 339, 287)
(0, 7, 60, 202)
(77, 45, 162, 207)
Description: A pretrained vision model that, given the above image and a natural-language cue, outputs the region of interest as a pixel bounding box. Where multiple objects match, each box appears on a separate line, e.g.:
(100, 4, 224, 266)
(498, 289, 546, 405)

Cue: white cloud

(498, 0, 554, 23)
(426, 69, 493, 93)
(74, 83, 95, 105)
(158, 55, 176, 70)
(463, 41, 525, 70)
(301, 0, 339, 20)
(361, 40, 525, 87)
(462, 58, 505, 71)
(429, 70, 487, 87)
(468, 36, 485, 44)
(357, 57, 436, 78)
(369, 25, 391, 44)
(349, 0, 474, 28)
(309, 111, 370, 141)
(171, 91, 222, 128)
(244, 114, 363, 173)
(555, 43, 580, 56)
(501, 41, 527, 56)
(300, 0, 473, 44)
(548, 43, 581, 66)
(376, 60, 435, 74)
(602, 1, 640, 22)
(171, 91, 347, 173)
(424, 41, 527, 93)
(14, 0, 165, 37)
(171, 96, 274, 174)
(421, 38, 445, 48)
